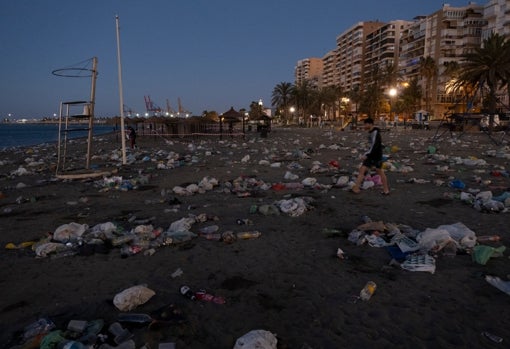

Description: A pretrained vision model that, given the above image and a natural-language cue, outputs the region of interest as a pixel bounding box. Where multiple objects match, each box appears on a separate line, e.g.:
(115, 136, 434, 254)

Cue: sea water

(0, 123, 114, 148)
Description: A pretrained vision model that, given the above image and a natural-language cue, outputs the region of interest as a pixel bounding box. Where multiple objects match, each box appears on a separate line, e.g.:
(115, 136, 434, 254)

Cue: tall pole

(86, 57, 97, 169)
(116, 15, 127, 165)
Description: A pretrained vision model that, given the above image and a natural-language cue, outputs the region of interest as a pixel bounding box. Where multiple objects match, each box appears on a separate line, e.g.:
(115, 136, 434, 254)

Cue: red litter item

(195, 290, 226, 304)
(328, 160, 340, 168)
(271, 183, 286, 191)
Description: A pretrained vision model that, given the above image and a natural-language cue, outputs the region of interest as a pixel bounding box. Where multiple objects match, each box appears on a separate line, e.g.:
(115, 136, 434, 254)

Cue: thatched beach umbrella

(220, 107, 245, 137)
(221, 107, 243, 122)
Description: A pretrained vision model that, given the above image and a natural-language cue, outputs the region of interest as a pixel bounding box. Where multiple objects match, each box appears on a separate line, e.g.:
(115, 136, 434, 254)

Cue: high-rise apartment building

(441, 2, 485, 113)
(483, 0, 510, 38)
(365, 20, 411, 85)
(295, 1, 508, 119)
(294, 58, 323, 87)
(321, 49, 338, 87)
(399, 2, 485, 116)
(334, 21, 384, 91)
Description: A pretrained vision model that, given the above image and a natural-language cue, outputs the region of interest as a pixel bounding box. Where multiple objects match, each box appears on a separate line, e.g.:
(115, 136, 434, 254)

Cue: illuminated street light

(289, 106, 296, 125)
(341, 97, 350, 127)
(388, 88, 398, 125)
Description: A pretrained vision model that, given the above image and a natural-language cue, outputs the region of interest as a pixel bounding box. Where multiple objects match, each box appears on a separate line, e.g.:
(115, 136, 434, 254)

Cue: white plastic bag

(113, 285, 155, 311)
(53, 222, 88, 242)
(233, 329, 277, 349)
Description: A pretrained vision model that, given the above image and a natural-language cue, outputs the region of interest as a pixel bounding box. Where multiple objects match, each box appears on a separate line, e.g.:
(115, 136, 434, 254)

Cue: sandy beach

(0, 125, 509, 349)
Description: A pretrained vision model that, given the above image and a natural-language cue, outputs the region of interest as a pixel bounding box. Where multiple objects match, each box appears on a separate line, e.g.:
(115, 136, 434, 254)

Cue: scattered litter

(472, 245, 506, 265)
(171, 268, 183, 278)
(400, 253, 436, 274)
(233, 329, 277, 349)
(113, 285, 156, 311)
(485, 275, 510, 296)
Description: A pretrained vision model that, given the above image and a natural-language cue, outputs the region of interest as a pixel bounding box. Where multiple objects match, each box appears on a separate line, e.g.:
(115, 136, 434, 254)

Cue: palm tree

(360, 65, 385, 118)
(306, 85, 341, 122)
(400, 77, 422, 119)
(292, 80, 315, 122)
(455, 32, 510, 132)
(383, 62, 401, 88)
(419, 56, 437, 115)
(349, 85, 362, 124)
(323, 85, 344, 121)
(271, 82, 295, 123)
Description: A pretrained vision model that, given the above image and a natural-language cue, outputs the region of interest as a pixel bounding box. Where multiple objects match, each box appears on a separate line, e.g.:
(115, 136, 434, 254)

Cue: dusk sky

(1, 0, 475, 119)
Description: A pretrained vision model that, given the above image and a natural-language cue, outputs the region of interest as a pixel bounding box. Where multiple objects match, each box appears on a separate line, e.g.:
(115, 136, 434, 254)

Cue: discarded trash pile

(6, 211, 267, 259)
(13, 282, 278, 349)
(5, 193, 317, 259)
(344, 218, 506, 274)
(2, 129, 510, 348)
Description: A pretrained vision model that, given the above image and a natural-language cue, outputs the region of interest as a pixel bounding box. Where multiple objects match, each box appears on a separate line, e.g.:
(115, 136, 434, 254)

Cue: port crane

(177, 97, 190, 115)
(144, 95, 162, 116)
(166, 99, 176, 115)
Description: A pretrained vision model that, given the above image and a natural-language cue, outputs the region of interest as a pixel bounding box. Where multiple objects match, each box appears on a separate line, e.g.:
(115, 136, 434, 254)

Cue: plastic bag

(233, 329, 277, 349)
(113, 285, 155, 311)
(472, 245, 506, 265)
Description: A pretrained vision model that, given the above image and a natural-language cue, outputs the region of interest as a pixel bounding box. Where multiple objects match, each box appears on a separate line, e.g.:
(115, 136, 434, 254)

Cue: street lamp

(289, 106, 295, 125)
(341, 97, 350, 128)
(388, 88, 397, 125)
(243, 112, 248, 134)
(220, 116, 224, 140)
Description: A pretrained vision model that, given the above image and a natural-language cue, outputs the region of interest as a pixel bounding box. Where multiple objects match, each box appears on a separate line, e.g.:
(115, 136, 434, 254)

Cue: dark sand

(0, 126, 509, 348)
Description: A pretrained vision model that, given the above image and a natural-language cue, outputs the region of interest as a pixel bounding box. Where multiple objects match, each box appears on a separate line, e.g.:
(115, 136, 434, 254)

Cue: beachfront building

(334, 21, 385, 92)
(321, 49, 339, 87)
(400, 2, 485, 117)
(294, 58, 323, 88)
(365, 20, 411, 89)
(294, 1, 510, 120)
(483, 0, 510, 39)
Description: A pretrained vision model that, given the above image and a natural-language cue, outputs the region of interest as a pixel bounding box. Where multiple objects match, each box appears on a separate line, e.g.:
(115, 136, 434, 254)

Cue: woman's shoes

(381, 191, 390, 196)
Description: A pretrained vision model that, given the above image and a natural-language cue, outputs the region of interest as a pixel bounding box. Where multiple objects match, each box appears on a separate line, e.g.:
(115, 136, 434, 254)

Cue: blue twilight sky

(0, 0, 475, 119)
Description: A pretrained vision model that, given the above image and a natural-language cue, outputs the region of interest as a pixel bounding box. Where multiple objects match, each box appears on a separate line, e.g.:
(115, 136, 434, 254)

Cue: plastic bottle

(23, 318, 56, 340)
(477, 235, 501, 242)
(199, 225, 219, 234)
(482, 331, 503, 343)
(180, 285, 196, 300)
(359, 281, 377, 301)
(111, 235, 135, 246)
(57, 341, 86, 349)
(51, 249, 78, 259)
(117, 313, 153, 324)
(322, 228, 342, 236)
(236, 231, 261, 240)
(204, 233, 222, 241)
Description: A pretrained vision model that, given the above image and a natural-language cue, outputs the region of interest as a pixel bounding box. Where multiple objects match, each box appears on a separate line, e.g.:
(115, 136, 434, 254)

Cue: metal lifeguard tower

(52, 57, 98, 175)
